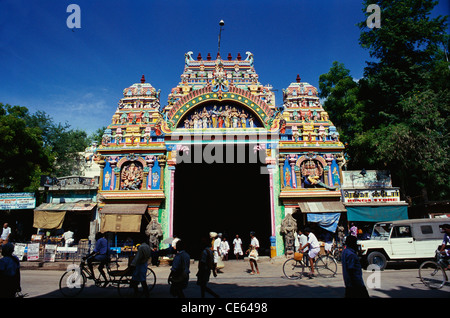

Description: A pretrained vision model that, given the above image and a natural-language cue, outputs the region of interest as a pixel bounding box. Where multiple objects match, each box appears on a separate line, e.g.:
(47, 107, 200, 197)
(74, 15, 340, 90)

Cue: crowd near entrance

(173, 144, 271, 259)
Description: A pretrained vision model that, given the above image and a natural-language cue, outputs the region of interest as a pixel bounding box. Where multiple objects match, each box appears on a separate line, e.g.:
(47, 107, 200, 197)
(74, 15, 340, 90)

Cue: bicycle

(59, 254, 156, 297)
(419, 250, 449, 289)
(331, 243, 343, 263)
(283, 251, 338, 279)
(117, 266, 156, 298)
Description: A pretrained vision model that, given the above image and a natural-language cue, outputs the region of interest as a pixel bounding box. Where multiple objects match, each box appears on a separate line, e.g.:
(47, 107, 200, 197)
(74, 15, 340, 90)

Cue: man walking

(233, 234, 243, 260)
(341, 235, 369, 298)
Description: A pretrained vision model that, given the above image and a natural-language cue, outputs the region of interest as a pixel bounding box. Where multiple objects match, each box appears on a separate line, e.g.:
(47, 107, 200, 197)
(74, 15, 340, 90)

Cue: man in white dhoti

(301, 227, 321, 277)
(233, 234, 243, 260)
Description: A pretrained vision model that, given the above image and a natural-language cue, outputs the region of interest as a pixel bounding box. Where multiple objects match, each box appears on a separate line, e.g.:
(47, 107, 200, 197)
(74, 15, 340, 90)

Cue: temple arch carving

(167, 87, 274, 130)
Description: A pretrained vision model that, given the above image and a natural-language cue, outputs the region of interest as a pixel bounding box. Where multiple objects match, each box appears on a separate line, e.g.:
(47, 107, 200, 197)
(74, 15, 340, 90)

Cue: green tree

(319, 61, 364, 146)
(27, 111, 91, 177)
(354, 0, 450, 201)
(89, 126, 107, 146)
(357, 0, 448, 126)
(0, 104, 52, 192)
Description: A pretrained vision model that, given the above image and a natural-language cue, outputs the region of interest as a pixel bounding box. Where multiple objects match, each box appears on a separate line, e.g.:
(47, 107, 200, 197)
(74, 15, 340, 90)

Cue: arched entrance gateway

(96, 51, 346, 259)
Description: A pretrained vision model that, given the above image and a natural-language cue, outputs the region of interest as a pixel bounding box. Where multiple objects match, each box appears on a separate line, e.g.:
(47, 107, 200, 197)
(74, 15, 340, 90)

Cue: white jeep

(358, 218, 449, 270)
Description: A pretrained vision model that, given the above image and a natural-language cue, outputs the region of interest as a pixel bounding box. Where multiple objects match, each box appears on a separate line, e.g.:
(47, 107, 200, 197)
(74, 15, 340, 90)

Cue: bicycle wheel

(419, 261, 446, 289)
(146, 267, 156, 291)
(59, 267, 86, 297)
(118, 267, 156, 298)
(315, 255, 337, 278)
(283, 258, 304, 280)
(117, 274, 134, 298)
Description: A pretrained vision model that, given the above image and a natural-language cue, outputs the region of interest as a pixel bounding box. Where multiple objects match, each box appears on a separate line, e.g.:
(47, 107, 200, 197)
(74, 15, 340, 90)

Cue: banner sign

(0, 192, 36, 210)
(13, 243, 27, 261)
(343, 188, 401, 203)
(341, 170, 392, 189)
(27, 243, 40, 261)
(44, 244, 57, 262)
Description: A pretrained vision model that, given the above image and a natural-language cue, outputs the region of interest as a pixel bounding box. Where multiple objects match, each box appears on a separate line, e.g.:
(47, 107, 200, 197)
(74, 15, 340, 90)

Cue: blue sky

(1, 0, 448, 135)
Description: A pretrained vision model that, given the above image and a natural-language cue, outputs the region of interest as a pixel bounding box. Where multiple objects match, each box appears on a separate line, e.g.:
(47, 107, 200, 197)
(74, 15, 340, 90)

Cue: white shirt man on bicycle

(301, 227, 321, 277)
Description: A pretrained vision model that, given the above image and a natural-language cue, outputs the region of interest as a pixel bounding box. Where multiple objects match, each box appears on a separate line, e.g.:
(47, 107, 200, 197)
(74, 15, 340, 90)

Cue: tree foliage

(0, 104, 52, 192)
(26, 111, 91, 177)
(0, 103, 93, 192)
(319, 0, 449, 203)
(318, 61, 365, 145)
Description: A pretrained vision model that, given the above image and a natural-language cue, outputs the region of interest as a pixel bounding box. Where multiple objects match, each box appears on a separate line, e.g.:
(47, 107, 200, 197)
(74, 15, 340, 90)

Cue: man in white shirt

(63, 230, 74, 247)
(249, 231, 260, 274)
(210, 232, 222, 274)
(297, 229, 309, 252)
(0, 223, 11, 245)
(301, 227, 321, 277)
(233, 235, 243, 260)
(219, 237, 230, 261)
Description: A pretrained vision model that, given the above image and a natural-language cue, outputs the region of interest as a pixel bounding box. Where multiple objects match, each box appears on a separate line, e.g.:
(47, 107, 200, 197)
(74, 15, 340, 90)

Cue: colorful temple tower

(96, 75, 166, 234)
(278, 75, 346, 253)
(96, 52, 345, 256)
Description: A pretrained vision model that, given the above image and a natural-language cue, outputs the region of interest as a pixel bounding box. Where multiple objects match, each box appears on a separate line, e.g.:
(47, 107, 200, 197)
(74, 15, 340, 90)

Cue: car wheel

(367, 251, 387, 270)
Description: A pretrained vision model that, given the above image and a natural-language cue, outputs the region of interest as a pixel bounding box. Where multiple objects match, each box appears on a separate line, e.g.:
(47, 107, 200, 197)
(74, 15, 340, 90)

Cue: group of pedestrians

(168, 230, 261, 298)
(207, 233, 250, 262)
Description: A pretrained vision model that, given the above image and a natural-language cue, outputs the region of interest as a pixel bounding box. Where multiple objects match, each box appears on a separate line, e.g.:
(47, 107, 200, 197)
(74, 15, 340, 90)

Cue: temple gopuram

(96, 51, 345, 257)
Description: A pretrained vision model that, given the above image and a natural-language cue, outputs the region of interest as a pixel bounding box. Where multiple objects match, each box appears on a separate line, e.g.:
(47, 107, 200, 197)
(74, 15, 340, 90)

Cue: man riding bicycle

(85, 232, 109, 284)
(301, 227, 321, 277)
(439, 224, 450, 269)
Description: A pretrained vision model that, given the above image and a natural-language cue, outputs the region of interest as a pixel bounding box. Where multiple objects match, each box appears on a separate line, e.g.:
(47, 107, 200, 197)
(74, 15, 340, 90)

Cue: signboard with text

(343, 188, 401, 203)
(44, 244, 57, 262)
(13, 243, 27, 261)
(0, 193, 36, 210)
(27, 243, 40, 261)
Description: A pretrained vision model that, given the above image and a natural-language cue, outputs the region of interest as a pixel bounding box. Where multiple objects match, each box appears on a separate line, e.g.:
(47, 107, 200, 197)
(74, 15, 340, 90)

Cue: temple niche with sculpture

(120, 161, 144, 190)
(280, 153, 342, 191)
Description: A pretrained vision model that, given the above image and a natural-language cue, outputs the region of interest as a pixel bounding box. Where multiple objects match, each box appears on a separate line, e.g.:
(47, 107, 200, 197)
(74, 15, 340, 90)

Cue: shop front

(341, 170, 409, 239)
(0, 192, 36, 242)
(33, 201, 97, 242)
(98, 203, 151, 254)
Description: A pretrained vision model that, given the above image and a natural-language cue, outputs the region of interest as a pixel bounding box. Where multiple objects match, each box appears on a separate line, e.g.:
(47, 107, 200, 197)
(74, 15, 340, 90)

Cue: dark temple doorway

(173, 144, 271, 260)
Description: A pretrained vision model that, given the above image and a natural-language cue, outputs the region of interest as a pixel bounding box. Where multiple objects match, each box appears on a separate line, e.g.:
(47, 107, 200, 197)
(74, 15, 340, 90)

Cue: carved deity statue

(300, 159, 337, 190)
(301, 160, 323, 180)
(120, 162, 143, 190)
(280, 213, 297, 254)
(211, 62, 229, 92)
(145, 218, 163, 249)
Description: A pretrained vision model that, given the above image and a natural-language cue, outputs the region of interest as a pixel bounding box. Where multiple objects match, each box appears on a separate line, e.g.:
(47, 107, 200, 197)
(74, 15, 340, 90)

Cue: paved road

(19, 257, 450, 299)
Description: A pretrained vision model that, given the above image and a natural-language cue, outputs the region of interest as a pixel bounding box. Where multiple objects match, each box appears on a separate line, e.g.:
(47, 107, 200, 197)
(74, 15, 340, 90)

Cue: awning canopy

(298, 201, 347, 213)
(298, 201, 346, 233)
(35, 202, 96, 212)
(346, 205, 408, 222)
(33, 201, 96, 229)
(99, 204, 148, 233)
(33, 211, 66, 229)
(307, 213, 341, 233)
